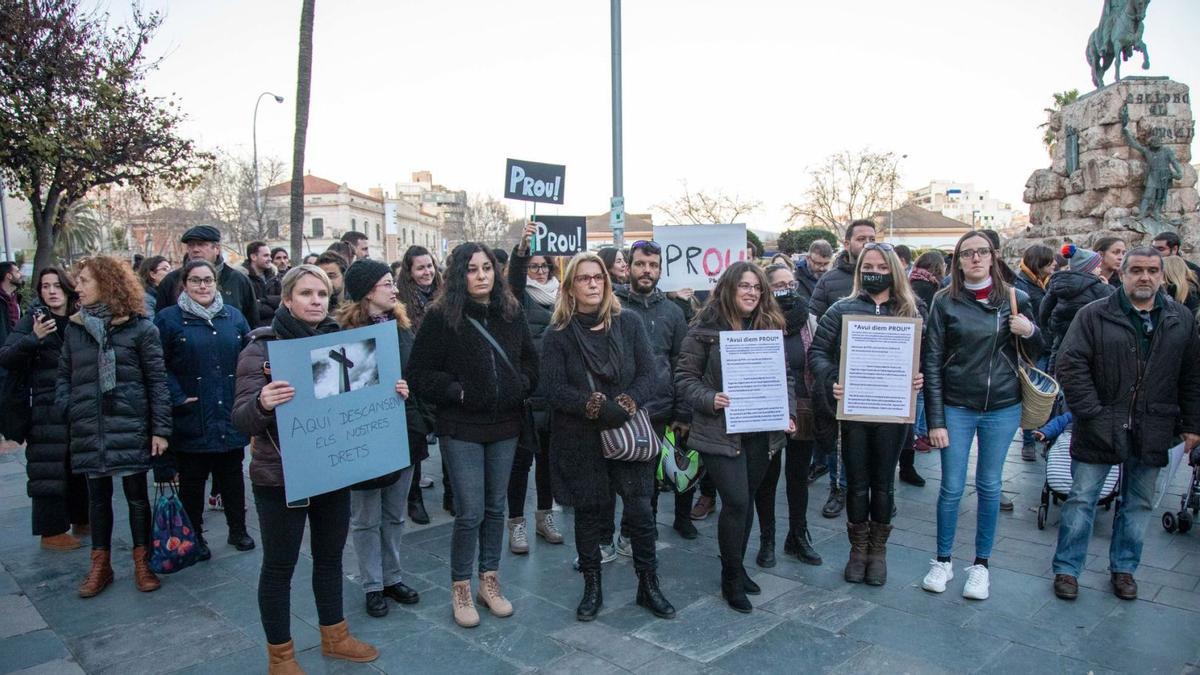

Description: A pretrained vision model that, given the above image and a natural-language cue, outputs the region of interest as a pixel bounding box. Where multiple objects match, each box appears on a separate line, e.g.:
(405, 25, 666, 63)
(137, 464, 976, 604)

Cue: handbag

(586, 370, 658, 462)
(149, 483, 201, 574)
(1008, 289, 1059, 430)
(657, 425, 705, 493)
(466, 317, 540, 454)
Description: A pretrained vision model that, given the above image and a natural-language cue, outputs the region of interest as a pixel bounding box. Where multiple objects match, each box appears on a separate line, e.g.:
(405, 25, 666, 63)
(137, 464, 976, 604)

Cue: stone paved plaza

(1, 436, 1198, 674)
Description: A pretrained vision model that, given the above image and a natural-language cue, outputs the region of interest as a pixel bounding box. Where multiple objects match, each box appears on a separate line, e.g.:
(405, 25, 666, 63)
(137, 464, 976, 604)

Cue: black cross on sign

(329, 347, 355, 394)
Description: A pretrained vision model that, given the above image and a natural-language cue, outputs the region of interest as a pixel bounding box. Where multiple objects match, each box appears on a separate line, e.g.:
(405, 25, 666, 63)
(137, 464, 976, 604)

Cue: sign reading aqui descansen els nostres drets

(530, 216, 587, 256)
(505, 158, 565, 204)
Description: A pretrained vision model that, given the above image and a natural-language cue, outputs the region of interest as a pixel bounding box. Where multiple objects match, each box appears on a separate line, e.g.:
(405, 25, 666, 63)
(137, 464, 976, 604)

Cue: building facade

(262, 174, 385, 259)
(395, 171, 466, 248)
(908, 180, 1017, 230)
(380, 195, 442, 262)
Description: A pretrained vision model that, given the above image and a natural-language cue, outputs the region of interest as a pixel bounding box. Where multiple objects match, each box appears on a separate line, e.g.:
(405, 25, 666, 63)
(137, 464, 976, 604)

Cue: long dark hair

(35, 265, 78, 310)
(695, 262, 785, 330)
(396, 246, 441, 295)
(431, 242, 520, 330)
(944, 230, 1012, 306)
(137, 255, 168, 289)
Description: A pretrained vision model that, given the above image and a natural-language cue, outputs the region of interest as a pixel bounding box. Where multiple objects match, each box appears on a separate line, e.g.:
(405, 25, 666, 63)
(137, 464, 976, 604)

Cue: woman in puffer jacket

(1038, 244, 1114, 369)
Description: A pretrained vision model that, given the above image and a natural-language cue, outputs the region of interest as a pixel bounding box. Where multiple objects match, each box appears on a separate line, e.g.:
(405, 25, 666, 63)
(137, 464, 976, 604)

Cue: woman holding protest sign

(408, 243, 538, 629)
(807, 244, 926, 586)
(504, 221, 565, 553)
(233, 264, 379, 671)
(154, 259, 255, 560)
(675, 262, 796, 613)
(542, 251, 675, 622)
(335, 259, 425, 618)
(55, 256, 171, 597)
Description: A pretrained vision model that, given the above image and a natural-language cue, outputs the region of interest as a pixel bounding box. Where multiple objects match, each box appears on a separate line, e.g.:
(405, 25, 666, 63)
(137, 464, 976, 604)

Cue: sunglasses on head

(863, 243, 895, 252)
(630, 240, 661, 254)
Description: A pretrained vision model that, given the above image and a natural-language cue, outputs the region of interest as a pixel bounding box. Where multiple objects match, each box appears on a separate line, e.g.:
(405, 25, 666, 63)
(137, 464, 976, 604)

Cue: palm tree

(289, 0, 315, 260)
(1040, 89, 1081, 157)
(54, 201, 104, 265)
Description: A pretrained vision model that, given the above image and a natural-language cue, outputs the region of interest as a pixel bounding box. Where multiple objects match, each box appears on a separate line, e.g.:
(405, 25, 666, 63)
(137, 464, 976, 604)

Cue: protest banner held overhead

(266, 322, 411, 503)
(530, 216, 587, 256)
(505, 158, 566, 204)
(652, 223, 748, 291)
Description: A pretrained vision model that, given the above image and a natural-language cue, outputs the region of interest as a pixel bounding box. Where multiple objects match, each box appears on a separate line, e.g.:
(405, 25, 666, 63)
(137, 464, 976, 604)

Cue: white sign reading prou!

(653, 223, 748, 292)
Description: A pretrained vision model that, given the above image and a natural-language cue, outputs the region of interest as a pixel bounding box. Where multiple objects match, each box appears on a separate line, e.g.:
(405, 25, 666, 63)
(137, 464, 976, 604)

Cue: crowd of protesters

(2, 218, 1199, 674)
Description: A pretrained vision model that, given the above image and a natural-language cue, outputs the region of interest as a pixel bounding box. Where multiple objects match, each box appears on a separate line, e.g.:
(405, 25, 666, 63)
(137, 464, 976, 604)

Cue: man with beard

(0, 261, 24, 437)
(614, 241, 696, 540)
(242, 241, 281, 328)
(795, 240, 833, 306)
(156, 225, 257, 324)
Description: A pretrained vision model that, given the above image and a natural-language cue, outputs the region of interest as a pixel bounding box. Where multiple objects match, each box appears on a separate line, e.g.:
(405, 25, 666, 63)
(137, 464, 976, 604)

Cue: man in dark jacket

(0, 261, 22, 429)
(241, 241, 281, 328)
(795, 239, 833, 305)
(1052, 247, 1200, 602)
(616, 240, 695, 538)
(156, 225, 257, 322)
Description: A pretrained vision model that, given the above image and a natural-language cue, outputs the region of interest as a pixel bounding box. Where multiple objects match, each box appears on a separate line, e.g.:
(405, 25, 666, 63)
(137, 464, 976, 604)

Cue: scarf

(568, 311, 622, 383)
(79, 304, 117, 394)
(369, 313, 393, 325)
(1019, 262, 1048, 290)
(525, 276, 559, 308)
(177, 290, 224, 325)
(965, 276, 993, 303)
(415, 283, 435, 308)
(212, 256, 227, 278)
(271, 303, 339, 340)
(909, 267, 940, 287)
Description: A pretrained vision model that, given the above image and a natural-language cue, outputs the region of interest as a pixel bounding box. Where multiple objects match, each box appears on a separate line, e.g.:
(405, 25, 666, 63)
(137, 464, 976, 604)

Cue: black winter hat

(344, 259, 393, 302)
(180, 225, 222, 243)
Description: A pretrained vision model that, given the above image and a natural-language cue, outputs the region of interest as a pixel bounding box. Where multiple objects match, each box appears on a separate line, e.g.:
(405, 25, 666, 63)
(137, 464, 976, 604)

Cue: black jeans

(31, 471, 89, 536)
(898, 424, 916, 472)
(176, 449, 246, 537)
(253, 485, 350, 645)
(576, 492, 656, 573)
(507, 418, 552, 517)
(754, 437, 814, 542)
(841, 421, 906, 524)
(87, 472, 150, 550)
(705, 433, 772, 568)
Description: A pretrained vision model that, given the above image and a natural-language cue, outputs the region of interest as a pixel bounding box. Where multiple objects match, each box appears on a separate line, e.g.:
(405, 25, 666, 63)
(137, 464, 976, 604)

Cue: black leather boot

(227, 527, 256, 551)
(721, 565, 752, 613)
(408, 490, 430, 525)
(792, 528, 823, 566)
(576, 569, 603, 621)
(755, 532, 776, 568)
(636, 571, 675, 619)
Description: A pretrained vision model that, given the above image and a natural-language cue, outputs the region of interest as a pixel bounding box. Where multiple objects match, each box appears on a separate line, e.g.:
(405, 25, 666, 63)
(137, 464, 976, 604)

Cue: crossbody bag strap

(466, 317, 520, 379)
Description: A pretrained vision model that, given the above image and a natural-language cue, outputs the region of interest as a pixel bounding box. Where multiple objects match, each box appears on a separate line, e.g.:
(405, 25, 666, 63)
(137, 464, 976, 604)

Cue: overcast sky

(107, 0, 1200, 231)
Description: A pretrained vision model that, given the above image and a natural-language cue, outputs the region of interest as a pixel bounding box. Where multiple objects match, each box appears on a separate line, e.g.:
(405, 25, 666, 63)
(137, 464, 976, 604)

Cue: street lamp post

(610, 0, 624, 249)
(889, 153, 908, 241)
(253, 92, 285, 234)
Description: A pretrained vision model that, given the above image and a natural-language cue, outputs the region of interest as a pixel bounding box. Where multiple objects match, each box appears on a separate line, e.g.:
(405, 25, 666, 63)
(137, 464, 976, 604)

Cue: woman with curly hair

(56, 256, 172, 598)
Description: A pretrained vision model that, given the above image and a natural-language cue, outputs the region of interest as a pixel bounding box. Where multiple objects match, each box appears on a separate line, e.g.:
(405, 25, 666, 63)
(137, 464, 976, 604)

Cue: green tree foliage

(776, 227, 840, 255)
(746, 230, 763, 258)
(1041, 89, 1081, 156)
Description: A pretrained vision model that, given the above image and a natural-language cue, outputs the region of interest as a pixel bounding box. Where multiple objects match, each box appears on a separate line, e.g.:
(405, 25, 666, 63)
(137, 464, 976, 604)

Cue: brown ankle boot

(864, 521, 893, 586)
(71, 523, 91, 537)
(844, 522, 870, 583)
(41, 533, 82, 551)
(319, 619, 378, 663)
(132, 546, 160, 592)
(266, 640, 305, 675)
(78, 549, 114, 598)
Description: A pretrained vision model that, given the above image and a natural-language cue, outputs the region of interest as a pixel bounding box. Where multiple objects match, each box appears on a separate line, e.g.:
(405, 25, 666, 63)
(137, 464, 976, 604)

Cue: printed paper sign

(653, 223, 748, 291)
(267, 322, 411, 502)
(719, 330, 790, 434)
(531, 216, 586, 256)
(505, 158, 566, 204)
(836, 315, 922, 423)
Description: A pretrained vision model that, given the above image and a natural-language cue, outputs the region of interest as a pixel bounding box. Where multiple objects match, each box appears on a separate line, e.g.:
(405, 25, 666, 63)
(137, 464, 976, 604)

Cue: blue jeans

(1052, 455, 1159, 577)
(915, 393, 928, 439)
(350, 466, 415, 592)
(441, 436, 518, 582)
(936, 404, 1021, 559)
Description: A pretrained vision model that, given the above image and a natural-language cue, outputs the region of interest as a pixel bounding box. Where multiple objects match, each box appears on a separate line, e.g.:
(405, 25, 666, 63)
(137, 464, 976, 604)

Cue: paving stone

(713, 619, 867, 673)
(539, 649, 627, 675)
(758, 584, 874, 632)
(842, 605, 1007, 671)
(1062, 595, 1200, 672)
(369, 626, 519, 675)
(9, 658, 87, 674)
(632, 653, 731, 675)
(1151, 585, 1200, 611)
(826, 643, 955, 675)
(976, 642, 1121, 675)
(0, 628, 71, 672)
(632, 595, 782, 664)
(0, 592, 47, 639)
(473, 624, 571, 669)
(170, 645, 263, 675)
(555, 620, 667, 670)
(69, 606, 253, 674)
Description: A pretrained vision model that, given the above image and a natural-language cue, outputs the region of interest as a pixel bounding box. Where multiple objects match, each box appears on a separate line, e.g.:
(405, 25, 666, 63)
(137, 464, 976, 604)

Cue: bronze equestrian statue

(1087, 0, 1151, 89)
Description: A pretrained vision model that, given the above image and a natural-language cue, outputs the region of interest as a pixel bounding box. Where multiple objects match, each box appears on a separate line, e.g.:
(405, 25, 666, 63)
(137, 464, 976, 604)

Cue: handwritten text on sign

(267, 322, 410, 502)
(653, 224, 748, 291)
(505, 158, 566, 204)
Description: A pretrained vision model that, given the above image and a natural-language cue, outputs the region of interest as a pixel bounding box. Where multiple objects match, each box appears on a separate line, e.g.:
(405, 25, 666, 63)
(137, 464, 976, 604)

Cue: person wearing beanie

(334, 259, 429, 618)
(1039, 243, 1115, 369)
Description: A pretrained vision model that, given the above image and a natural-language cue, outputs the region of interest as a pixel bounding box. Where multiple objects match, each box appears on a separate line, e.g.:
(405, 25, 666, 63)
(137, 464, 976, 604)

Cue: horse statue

(1086, 0, 1151, 89)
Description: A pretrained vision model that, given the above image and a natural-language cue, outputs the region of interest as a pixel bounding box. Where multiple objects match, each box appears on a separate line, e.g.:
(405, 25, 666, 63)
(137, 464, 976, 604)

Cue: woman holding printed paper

(921, 231, 1043, 602)
(808, 243, 926, 586)
(675, 262, 796, 613)
(408, 243, 539, 629)
(335, 259, 425, 618)
(233, 265, 379, 672)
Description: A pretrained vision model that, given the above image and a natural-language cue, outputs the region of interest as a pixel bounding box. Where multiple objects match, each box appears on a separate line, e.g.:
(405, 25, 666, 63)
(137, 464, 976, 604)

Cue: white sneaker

(922, 560, 954, 593)
(615, 535, 632, 558)
(962, 564, 990, 600)
(599, 544, 618, 564)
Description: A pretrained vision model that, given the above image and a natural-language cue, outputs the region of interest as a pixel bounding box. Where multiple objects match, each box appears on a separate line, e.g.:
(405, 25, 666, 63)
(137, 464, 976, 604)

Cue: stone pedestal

(1006, 77, 1198, 258)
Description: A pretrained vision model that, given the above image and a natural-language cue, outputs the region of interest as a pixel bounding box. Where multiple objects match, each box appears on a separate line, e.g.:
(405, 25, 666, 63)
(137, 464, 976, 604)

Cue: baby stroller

(1037, 430, 1122, 530)
(1160, 443, 1199, 534)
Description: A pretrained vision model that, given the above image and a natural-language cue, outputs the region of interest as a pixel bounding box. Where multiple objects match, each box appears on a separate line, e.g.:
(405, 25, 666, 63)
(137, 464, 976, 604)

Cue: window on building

(376, 224, 381, 242)
(312, 217, 324, 237)
(268, 220, 280, 239)
(351, 218, 357, 229)
(402, 229, 407, 245)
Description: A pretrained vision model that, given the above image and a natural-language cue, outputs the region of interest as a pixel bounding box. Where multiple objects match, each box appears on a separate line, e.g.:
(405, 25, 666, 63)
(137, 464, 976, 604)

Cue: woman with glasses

(154, 260, 255, 561)
(751, 264, 823, 567)
(542, 251, 675, 621)
(921, 231, 1043, 601)
(808, 244, 926, 586)
(676, 262, 796, 613)
(408, 243, 538, 628)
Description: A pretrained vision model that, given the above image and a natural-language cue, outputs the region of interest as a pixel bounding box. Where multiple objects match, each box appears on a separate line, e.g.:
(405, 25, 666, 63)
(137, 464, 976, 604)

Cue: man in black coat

(156, 225, 257, 323)
(241, 240, 281, 328)
(1052, 247, 1200, 602)
(794, 239, 833, 306)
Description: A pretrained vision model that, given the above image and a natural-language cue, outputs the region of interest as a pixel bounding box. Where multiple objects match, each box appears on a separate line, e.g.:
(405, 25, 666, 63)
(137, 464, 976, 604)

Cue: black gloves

(598, 400, 631, 429)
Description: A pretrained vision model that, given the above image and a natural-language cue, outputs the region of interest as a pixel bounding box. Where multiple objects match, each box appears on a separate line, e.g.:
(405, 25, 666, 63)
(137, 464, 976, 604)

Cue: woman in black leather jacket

(920, 232, 1044, 602)
(808, 244, 925, 587)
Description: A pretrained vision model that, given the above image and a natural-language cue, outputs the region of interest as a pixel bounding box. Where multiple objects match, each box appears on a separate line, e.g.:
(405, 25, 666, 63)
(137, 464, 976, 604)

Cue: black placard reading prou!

(505, 158, 566, 204)
(530, 216, 587, 256)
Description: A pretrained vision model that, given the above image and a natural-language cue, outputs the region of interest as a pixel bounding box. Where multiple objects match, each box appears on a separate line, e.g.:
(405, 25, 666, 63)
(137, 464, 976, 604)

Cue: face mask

(861, 273, 892, 294)
(772, 288, 796, 309)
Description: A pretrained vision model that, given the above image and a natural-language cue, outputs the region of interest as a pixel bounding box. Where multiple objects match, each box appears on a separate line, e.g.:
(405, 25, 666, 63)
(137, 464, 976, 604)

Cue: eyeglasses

(771, 281, 799, 291)
(736, 282, 763, 294)
(528, 263, 550, 272)
(573, 273, 606, 286)
(186, 277, 216, 286)
(864, 243, 895, 252)
(960, 247, 993, 260)
(630, 240, 661, 255)
(374, 279, 396, 289)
